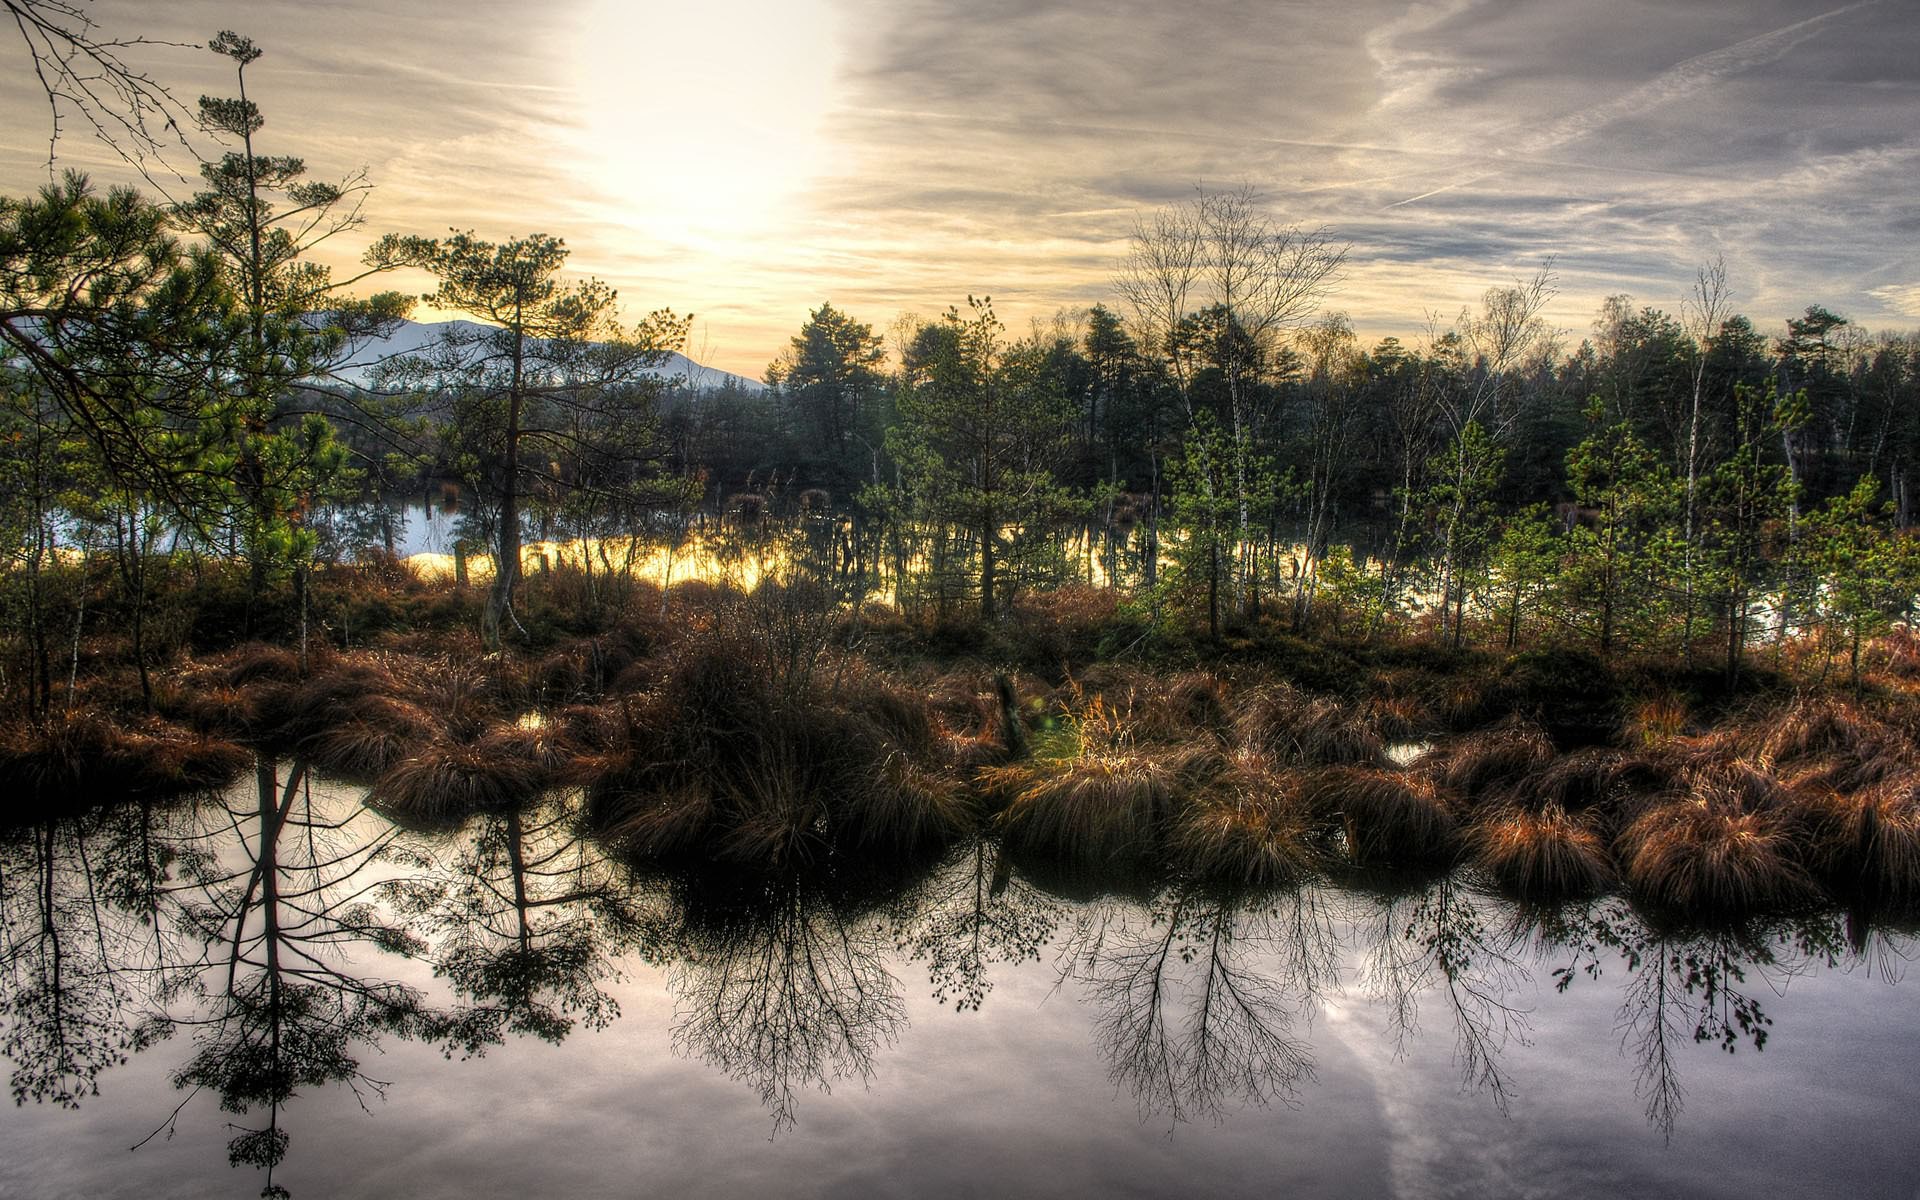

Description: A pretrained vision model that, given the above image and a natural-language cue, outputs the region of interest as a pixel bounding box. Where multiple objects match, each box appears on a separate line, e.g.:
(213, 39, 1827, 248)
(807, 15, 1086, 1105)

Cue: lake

(3, 767, 1917, 1199)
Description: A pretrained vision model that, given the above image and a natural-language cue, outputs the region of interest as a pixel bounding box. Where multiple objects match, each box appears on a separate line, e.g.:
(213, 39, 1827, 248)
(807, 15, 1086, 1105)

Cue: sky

(1, 0, 1916, 376)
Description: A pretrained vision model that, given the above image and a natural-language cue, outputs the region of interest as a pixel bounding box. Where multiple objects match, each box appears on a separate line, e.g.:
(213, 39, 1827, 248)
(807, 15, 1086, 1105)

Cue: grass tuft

(1468, 803, 1615, 898)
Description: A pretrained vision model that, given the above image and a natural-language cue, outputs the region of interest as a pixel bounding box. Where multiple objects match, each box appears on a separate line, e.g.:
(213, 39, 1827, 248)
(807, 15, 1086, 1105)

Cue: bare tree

(1678, 256, 1733, 663)
(1115, 185, 1347, 612)
(1429, 264, 1558, 645)
(5, 0, 195, 170)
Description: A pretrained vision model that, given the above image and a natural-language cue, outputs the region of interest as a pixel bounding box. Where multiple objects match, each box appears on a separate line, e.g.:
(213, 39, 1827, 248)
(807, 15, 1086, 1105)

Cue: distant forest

(4, 33, 1918, 707)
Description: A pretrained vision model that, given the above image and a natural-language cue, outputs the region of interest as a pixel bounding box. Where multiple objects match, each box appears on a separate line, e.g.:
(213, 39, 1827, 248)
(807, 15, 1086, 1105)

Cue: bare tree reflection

(1060, 883, 1335, 1125)
(394, 798, 666, 1052)
(1542, 900, 1840, 1140)
(0, 799, 179, 1107)
(1358, 876, 1532, 1112)
(668, 875, 905, 1136)
(160, 758, 437, 1198)
(892, 837, 1060, 1011)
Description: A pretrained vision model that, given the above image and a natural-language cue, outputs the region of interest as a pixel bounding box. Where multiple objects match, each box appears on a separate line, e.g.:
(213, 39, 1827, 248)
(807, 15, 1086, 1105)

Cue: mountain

(326, 318, 763, 392)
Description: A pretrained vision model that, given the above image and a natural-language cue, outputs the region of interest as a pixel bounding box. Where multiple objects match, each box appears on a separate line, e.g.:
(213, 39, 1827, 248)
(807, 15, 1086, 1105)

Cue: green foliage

(1561, 398, 1681, 654)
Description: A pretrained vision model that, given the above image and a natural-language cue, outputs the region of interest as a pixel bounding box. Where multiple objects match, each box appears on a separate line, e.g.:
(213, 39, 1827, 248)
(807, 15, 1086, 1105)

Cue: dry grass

(303, 695, 441, 781)
(1428, 718, 1555, 801)
(833, 756, 976, 852)
(1800, 774, 1920, 902)
(1237, 687, 1384, 767)
(367, 740, 546, 821)
(472, 720, 579, 790)
(597, 782, 717, 858)
(1468, 803, 1615, 898)
(1309, 766, 1458, 867)
(0, 711, 250, 808)
(996, 749, 1191, 868)
(1619, 799, 1813, 914)
(1624, 695, 1690, 748)
(1171, 757, 1316, 885)
(1745, 696, 1912, 794)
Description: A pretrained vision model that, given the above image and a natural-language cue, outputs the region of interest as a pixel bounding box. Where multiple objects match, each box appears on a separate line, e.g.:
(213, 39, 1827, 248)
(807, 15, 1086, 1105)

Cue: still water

(4, 768, 1917, 1199)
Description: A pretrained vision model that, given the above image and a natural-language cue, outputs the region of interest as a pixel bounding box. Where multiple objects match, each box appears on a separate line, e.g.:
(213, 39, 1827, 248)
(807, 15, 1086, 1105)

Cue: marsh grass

(367, 740, 547, 821)
(1236, 687, 1384, 767)
(995, 750, 1191, 868)
(1619, 798, 1813, 915)
(1801, 775, 1920, 902)
(302, 695, 442, 781)
(1171, 757, 1317, 885)
(0, 710, 249, 809)
(1308, 766, 1458, 867)
(1468, 803, 1615, 898)
(1426, 718, 1555, 801)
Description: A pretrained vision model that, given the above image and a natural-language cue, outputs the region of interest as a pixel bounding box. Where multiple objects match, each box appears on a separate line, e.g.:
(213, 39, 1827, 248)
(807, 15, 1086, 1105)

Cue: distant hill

(326, 318, 763, 392)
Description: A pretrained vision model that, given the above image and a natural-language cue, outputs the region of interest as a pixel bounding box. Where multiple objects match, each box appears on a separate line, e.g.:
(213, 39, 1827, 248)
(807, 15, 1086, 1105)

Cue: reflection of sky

(5, 786, 1920, 1200)
(1, 1, 1914, 377)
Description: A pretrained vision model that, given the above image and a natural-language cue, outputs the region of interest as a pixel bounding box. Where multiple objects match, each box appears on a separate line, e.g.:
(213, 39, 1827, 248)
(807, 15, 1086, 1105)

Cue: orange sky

(3, 0, 1916, 376)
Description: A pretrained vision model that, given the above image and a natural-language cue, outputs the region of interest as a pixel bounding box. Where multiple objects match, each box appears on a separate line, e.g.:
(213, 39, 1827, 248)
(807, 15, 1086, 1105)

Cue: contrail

(1384, 0, 1883, 208)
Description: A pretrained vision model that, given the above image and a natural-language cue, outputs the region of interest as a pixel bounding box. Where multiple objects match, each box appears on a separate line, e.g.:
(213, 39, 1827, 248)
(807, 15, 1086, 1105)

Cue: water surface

(3, 770, 1916, 1199)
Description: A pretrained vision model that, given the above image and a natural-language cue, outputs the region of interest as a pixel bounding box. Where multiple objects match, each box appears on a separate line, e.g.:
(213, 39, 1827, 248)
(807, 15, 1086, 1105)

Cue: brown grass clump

(1518, 747, 1669, 819)
(1624, 695, 1690, 748)
(1309, 766, 1458, 867)
(1429, 718, 1555, 801)
(218, 643, 303, 687)
(1745, 696, 1912, 793)
(834, 756, 976, 852)
(0, 711, 250, 809)
(996, 750, 1190, 868)
(1161, 671, 1234, 738)
(1800, 775, 1920, 902)
(367, 740, 546, 821)
(597, 782, 717, 858)
(1237, 688, 1384, 767)
(1619, 799, 1813, 915)
(1468, 803, 1615, 898)
(587, 628, 963, 869)
(472, 719, 579, 789)
(1171, 758, 1316, 885)
(303, 695, 441, 781)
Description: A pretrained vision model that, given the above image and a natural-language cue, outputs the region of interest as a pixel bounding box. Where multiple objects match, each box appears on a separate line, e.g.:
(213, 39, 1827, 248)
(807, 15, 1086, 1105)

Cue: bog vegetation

(6, 33, 1920, 927)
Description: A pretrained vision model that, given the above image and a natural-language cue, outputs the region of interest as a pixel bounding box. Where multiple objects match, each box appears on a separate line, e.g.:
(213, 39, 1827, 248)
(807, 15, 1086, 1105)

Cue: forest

(6, 30, 1920, 928)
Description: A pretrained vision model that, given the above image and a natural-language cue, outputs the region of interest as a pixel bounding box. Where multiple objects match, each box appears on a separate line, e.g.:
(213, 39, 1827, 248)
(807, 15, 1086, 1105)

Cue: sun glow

(570, 0, 841, 241)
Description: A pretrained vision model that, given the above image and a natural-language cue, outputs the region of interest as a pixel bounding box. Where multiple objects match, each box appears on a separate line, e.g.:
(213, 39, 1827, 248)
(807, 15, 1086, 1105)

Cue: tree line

(4, 38, 1917, 714)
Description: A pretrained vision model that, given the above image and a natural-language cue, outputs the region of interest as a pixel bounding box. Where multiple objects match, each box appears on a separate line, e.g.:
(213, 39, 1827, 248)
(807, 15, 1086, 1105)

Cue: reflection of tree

(892, 837, 1059, 1011)
(669, 876, 905, 1136)
(1544, 901, 1839, 1140)
(0, 799, 178, 1107)
(1060, 884, 1334, 1124)
(395, 799, 660, 1051)
(1359, 876, 1531, 1112)
(163, 758, 435, 1198)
